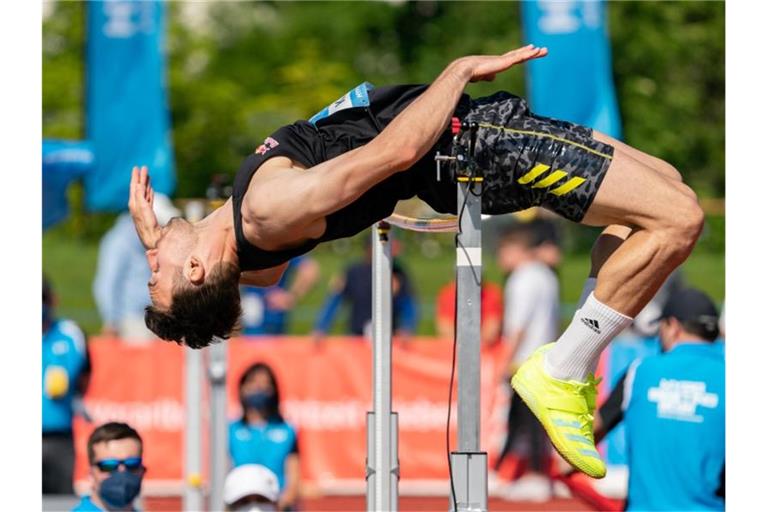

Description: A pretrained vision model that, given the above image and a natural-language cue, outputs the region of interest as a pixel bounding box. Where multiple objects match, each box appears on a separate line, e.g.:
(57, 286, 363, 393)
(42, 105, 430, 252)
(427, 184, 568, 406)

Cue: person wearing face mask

(43, 275, 91, 495)
(590, 288, 724, 511)
(224, 464, 281, 512)
(72, 422, 146, 511)
(229, 363, 300, 511)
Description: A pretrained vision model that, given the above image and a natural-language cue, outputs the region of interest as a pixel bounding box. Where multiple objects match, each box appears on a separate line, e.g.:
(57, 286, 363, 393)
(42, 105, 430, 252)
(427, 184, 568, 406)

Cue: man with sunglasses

(72, 422, 146, 512)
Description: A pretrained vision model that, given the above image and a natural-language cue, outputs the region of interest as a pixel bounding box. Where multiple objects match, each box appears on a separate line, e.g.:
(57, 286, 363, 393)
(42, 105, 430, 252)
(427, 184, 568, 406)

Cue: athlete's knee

(678, 197, 704, 249)
(660, 194, 704, 261)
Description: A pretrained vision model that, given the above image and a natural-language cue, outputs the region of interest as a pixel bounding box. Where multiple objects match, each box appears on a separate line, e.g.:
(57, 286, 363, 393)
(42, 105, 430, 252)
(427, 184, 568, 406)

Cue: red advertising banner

(74, 337, 511, 492)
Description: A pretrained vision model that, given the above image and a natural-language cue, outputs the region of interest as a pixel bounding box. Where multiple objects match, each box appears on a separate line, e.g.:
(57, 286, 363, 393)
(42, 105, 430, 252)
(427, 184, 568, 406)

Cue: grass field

(43, 223, 725, 337)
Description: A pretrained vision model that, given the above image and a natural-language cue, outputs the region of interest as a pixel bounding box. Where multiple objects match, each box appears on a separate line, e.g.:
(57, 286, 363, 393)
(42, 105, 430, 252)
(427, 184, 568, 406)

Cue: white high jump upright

(366, 120, 487, 512)
(367, 221, 400, 512)
(183, 347, 204, 511)
(208, 339, 228, 511)
(450, 121, 488, 512)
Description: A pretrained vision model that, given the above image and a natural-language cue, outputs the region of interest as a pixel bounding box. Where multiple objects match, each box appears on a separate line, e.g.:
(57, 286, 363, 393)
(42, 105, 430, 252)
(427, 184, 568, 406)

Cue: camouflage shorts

(462, 92, 615, 222)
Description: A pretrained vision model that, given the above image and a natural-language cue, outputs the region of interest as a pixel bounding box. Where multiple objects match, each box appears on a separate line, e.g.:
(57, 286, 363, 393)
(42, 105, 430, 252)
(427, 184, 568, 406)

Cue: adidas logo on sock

(581, 318, 601, 334)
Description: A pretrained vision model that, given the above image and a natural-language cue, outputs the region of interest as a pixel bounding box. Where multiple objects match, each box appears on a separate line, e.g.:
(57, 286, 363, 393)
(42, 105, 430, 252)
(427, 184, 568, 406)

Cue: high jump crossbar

(366, 121, 488, 512)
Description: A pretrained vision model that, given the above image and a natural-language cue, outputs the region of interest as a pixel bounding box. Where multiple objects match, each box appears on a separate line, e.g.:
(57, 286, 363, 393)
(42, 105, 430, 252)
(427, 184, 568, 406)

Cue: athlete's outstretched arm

(249, 46, 547, 241)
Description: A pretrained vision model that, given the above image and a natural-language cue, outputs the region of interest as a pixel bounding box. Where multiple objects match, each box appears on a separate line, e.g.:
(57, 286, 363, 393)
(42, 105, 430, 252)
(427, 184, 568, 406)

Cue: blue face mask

(99, 470, 143, 509)
(243, 391, 277, 413)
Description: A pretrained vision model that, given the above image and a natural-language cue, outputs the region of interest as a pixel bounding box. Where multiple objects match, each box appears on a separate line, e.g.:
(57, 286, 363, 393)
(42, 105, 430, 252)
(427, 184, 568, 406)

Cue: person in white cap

(224, 464, 281, 512)
(93, 194, 181, 342)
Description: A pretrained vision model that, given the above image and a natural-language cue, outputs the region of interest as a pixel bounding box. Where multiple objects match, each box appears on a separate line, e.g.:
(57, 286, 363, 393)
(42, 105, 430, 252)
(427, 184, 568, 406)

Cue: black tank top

(232, 84, 470, 271)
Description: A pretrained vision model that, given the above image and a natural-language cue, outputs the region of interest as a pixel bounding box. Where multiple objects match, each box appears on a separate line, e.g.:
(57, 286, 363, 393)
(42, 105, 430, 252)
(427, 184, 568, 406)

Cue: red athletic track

(143, 495, 594, 511)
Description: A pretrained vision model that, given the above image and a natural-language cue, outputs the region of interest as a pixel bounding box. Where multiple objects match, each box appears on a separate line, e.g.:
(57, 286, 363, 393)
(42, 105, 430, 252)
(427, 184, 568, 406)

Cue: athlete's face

(146, 217, 196, 309)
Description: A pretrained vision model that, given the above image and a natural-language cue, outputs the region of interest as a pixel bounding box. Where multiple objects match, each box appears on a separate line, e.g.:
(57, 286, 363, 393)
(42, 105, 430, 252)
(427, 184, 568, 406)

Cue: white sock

(544, 292, 632, 382)
(576, 277, 597, 309)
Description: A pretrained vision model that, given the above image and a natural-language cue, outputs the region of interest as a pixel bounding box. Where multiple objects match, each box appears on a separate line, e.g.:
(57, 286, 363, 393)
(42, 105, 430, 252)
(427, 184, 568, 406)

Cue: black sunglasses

(94, 457, 144, 473)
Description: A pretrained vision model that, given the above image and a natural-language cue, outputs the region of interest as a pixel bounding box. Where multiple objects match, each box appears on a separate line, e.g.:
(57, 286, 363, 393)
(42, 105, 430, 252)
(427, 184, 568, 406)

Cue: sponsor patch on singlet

(308, 82, 374, 125)
(254, 136, 280, 155)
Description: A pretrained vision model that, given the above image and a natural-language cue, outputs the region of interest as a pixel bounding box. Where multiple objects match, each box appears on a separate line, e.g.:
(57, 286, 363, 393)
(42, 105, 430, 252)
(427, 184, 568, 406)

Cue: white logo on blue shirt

(267, 428, 289, 444)
(235, 427, 252, 442)
(52, 340, 70, 356)
(647, 378, 719, 423)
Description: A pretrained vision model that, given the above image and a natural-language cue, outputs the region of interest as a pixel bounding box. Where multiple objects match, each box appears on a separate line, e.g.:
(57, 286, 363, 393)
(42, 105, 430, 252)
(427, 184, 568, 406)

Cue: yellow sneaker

(511, 343, 606, 478)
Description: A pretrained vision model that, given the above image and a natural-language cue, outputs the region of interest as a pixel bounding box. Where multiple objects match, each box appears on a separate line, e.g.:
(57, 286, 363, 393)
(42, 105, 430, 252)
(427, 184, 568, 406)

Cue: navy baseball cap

(659, 287, 720, 340)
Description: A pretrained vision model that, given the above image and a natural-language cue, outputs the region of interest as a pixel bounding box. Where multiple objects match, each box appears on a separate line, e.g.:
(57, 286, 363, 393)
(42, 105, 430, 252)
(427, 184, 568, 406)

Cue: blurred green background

(42, 1, 724, 336)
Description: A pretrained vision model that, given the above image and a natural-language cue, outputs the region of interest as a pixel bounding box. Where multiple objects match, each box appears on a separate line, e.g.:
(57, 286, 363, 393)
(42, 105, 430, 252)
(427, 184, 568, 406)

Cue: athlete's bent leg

(576, 224, 632, 307)
(592, 130, 683, 184)
(580, 149, 704, 314)
(546, 148, 703, 379)
(585, 130, 692, 288)
(510, 147, 703, 479)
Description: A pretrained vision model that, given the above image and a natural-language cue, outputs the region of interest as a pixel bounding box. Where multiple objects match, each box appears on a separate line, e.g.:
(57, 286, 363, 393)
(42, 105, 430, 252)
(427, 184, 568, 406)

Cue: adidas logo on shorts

(581, 318, 601, 334)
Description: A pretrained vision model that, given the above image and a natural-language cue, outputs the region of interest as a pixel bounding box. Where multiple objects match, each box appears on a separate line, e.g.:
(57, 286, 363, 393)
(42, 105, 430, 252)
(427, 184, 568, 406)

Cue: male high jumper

(129, 45, 704, 478)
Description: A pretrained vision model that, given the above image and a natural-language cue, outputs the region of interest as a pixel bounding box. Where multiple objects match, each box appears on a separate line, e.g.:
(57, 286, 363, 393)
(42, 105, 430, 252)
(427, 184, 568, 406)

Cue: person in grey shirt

(494, 221, 560, 500)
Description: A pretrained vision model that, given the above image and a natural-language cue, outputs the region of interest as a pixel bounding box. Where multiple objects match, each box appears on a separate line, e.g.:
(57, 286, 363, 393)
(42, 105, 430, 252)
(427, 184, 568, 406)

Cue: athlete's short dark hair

(145, 262, 242, 349)
(87, 422, 143, 464)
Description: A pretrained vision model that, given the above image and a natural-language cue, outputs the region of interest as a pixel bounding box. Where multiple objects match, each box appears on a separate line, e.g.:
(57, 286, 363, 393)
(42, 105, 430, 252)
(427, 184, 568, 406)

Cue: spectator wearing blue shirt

(92, 195, 180, 342)
(594, 288, 725, 511)
(43, 276, 90, 495)
(240, 256, 319, 335)
(72, 422, 146, 512)
(313, 237, 417, 339)
(229, 363, 300, 511)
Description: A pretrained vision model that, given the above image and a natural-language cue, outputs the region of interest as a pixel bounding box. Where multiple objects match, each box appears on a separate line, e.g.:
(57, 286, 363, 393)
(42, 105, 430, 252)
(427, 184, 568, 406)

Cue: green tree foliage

(43, 1, 724, 198)
(608, 1, 725, 196)
(42, 1, 85, 140)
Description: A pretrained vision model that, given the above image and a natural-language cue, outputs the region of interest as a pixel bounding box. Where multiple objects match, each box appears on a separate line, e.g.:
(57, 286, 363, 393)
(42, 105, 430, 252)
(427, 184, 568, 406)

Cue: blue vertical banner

(521, 0, 622, 139)
(86, 0, 175, 212)
(42, 140, 96, 229)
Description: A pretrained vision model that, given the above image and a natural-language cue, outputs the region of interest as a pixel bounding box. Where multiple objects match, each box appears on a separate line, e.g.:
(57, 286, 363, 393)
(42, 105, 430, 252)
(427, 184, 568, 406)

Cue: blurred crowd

(43, 211, 725, 510)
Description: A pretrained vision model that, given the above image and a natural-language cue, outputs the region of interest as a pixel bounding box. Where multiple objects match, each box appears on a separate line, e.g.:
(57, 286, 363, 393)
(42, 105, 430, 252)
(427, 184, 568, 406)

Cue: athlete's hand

(128, 165, 161, 249)
(454, 45, 548, 83)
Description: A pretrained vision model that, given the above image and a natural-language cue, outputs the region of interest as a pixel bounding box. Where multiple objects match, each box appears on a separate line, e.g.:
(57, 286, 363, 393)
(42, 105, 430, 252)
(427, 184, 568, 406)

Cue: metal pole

(451, 133, 487, 511)
(366, 223, 399, 512)
(456, 177, 482, 452)
(184, 347, 204, 511)
(182, 199, 206, 511)
(208, 340, 228, 512)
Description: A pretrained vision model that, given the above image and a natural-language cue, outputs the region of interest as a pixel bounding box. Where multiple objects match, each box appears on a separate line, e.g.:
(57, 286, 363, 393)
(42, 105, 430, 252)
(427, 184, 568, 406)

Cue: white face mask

(233, 504, 276, 512)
